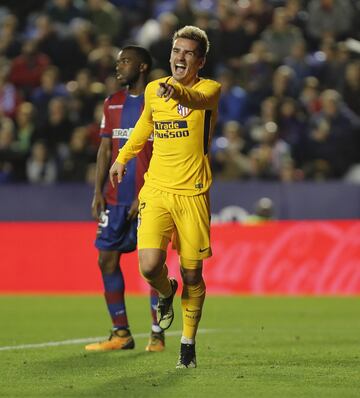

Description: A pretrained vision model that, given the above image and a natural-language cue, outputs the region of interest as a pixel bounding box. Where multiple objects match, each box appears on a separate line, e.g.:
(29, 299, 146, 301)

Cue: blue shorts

(95, 204, 137, 253)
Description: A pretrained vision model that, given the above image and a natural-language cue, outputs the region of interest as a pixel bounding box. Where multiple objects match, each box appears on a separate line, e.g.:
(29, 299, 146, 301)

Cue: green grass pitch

(0, 295, 359, 398)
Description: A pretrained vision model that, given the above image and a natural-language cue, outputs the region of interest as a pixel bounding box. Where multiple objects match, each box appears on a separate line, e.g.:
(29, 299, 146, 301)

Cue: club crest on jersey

(177, 104, 190, 117)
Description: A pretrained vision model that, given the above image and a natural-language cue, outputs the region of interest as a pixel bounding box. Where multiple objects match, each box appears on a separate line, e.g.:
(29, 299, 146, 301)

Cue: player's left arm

(92, 137, 112, 219)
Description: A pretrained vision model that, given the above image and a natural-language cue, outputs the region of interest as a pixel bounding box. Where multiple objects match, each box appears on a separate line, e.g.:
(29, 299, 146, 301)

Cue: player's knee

(98, 252, 119, 274)
(139, 249, 166, 279)
(181, 268, 203, 285)
(180, 258, 203, 285)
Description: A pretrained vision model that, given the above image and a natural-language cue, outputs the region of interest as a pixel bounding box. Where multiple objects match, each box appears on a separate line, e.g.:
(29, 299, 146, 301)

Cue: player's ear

(140, 63, 148, 73)
(198, 57, 206, 70)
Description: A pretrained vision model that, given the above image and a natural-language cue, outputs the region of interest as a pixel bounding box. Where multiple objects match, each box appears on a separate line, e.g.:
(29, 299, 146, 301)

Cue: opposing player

(109, 26, 221, 367)
(85, 46, 165, 353)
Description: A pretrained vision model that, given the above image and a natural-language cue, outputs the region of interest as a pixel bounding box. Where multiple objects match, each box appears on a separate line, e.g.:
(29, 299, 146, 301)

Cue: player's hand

(91, 192, 106, 219)
(109, 161, 126, 187)
(127, 198, 139, 220)
(157, 82, 176, 102)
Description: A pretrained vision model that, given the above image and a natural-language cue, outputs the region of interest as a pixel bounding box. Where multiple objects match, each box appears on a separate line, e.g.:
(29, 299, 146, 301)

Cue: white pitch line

(0, 329, 219, 352)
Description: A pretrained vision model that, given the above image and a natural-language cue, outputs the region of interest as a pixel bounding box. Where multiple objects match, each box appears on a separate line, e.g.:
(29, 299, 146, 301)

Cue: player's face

(115, 49, 142, 87)
(170, 38, 205, 86)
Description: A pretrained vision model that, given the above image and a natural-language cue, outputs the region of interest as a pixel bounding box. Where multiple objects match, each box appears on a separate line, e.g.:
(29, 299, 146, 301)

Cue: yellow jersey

(116, 76, 221, 196)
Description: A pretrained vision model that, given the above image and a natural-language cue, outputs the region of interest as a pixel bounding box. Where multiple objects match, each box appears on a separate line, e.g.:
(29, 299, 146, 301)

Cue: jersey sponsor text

(112, 128, 133, 139)
(154, 120, 189, 139)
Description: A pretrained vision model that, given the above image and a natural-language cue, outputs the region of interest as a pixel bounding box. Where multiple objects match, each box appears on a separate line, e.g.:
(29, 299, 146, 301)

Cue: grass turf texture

(0, 296, 359, 398)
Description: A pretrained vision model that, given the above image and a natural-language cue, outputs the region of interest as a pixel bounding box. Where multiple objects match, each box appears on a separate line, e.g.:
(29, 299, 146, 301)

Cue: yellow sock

(181, 279, 206, 340)
(140, 263, 172, 298)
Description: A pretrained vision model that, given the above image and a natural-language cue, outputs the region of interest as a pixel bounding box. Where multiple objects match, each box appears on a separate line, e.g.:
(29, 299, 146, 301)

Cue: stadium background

(0, 0, 359, 295)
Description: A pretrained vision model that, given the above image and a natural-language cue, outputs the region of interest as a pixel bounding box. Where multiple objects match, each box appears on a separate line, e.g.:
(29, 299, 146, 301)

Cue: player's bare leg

(139, 248, 178, 331)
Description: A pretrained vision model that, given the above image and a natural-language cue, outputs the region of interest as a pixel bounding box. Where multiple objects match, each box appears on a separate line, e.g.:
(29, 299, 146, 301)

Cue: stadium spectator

(45, 0, 84, 28)
(306, 0, 354, 47)
(246, 96, 279, 146)
(172, 0, 196, 27)
(66, 68, 103, 125)
(149, 12, 179, 73)
(109, 26, 221, 369)
(238, 39, 275, 114)
(13, 102, 39, 154)
(59, 19, 95, 80)
(249, 121, 293, 180)
(101, 78, 120, 101)
(0, 14, 21, 59)
(0, 112, 17, 182)
(283, 0, 308, 36)
(38, 96, 74, 156)
(0, 59, 22, 119)
(86, 101, 103, 153)
(305, 89, 360, 178)
(192, 10, 220, 78)
(219, 6, 258, 71)
(84, 0, 123, 42)
(298, 76, 322, 115)
(212, 120, 252, 180)
(8, 39, 51, 96)
(31, 66, 68, 121)
(271, 65, 298, 100)
(88, 34, 119, 82)
(261, 6, 304, 62)
(340, 61, 360, 117)
(135, 17, 162, 50)
(239, 0, 273, 34)
(277, 97, 307, 167)
(216, 68, 249, 128)
(31, 14, 63, 68)
(59, 126, 95, 181)
(316, 40, 350, 90)
(26, 140, 57, 184)
(283, 40, 314, 86)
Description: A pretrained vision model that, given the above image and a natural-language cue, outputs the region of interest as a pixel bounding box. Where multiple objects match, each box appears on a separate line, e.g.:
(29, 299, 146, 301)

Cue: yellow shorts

(138, 184, 212, 260)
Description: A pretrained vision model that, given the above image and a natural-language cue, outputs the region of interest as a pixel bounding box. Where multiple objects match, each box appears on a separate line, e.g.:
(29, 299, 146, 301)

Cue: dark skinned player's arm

(92, 137, 112, 219)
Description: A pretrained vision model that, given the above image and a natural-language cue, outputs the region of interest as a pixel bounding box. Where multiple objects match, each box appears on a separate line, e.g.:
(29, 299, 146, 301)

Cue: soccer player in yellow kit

(109, 26, 221, 368)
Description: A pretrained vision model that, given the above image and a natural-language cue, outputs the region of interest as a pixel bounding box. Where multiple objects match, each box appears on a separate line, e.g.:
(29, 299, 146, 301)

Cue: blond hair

(172, 25, 209, 58)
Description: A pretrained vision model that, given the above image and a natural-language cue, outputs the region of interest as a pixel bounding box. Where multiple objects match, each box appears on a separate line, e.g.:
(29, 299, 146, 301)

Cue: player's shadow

(26, 347, 151, 374)
(24, 345, 193, 396)
(82, 364, 198, 398)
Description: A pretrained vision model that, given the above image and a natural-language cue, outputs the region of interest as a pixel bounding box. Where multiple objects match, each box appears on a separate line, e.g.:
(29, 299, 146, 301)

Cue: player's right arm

(158, 79, 221, 110)
(92, 137, 112, 219)
(109, 160, 126, 187)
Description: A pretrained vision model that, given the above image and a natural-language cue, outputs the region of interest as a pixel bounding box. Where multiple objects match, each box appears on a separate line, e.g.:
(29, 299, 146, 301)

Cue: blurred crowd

(0, 0, 360, 184)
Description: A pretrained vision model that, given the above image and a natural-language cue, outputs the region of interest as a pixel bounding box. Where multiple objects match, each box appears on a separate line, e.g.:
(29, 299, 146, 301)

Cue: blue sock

(102, 267, 129, 330)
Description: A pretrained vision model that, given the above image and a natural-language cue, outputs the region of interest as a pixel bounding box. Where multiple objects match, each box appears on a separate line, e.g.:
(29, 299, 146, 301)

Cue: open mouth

(175, 63, 186, 73)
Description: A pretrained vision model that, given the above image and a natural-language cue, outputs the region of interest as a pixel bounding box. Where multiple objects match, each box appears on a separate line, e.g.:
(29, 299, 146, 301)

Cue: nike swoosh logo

(199, 248, 209, 253)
